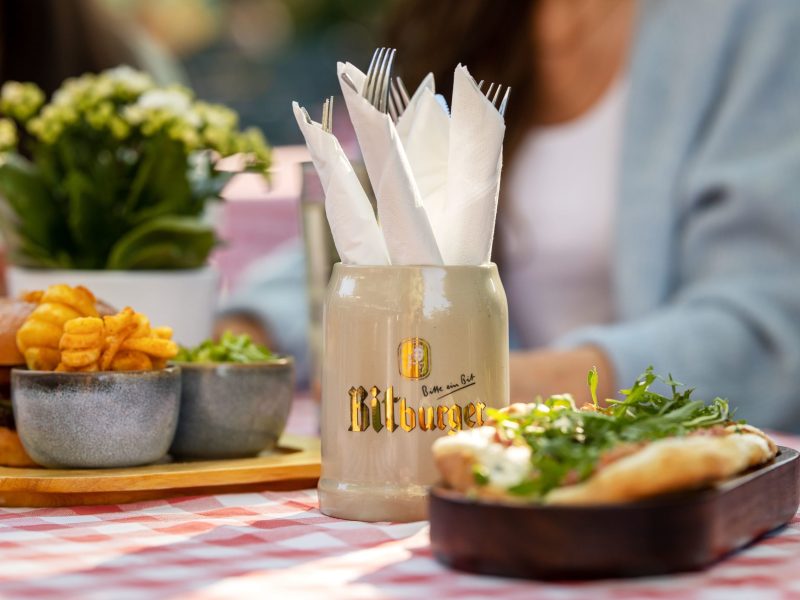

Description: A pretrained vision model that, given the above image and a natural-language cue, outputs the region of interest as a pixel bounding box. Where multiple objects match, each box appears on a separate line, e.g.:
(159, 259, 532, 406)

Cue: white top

(497, 78, 628, 348)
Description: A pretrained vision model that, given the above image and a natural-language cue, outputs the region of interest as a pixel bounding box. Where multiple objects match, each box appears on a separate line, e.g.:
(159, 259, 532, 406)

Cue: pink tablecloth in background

(213, 198, 300, 291)
(1, 400, 799, 600)
(211, 146, 309, 292)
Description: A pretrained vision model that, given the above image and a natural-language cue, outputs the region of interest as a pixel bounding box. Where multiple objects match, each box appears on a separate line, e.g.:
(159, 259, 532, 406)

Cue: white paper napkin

(439, 65, 506, 265)
(337, 62, 443, 266)
(394, 73, 434, 142)
(395, 81, 450, 251)
(292, 102, 389, 266)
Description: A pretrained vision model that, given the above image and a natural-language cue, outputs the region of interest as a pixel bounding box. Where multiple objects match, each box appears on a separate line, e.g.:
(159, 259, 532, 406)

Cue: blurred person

(218, 0, 800, 428)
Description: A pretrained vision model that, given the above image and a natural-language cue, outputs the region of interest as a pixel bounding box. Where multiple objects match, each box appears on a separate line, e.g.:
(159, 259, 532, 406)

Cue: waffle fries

(17, 285, 178, 372)
(16, 285, 99, 371)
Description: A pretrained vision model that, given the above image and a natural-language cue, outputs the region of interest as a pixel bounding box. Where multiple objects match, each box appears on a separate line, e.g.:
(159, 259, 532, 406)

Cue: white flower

(1, 82, 24, 104)
(137, 89, 190, 112)
(136, 90, 192, 115)
(195, 101, 238, 129)
(121, 105, 146, 126)
(136, 89, 199, 125)
(0, 118, 17, 151)
(0, 81, 45, 122)
(103, 66, 153, 94)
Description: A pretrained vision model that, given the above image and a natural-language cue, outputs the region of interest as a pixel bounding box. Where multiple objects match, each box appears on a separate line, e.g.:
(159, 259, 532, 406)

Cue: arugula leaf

(480, 367, 735, 500)
(176, 331, 273, 364)
(588, 366, 599, 408)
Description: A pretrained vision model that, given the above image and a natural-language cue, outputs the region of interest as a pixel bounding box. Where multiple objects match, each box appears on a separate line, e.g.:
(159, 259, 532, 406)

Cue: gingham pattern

(0, 407, 797, 600)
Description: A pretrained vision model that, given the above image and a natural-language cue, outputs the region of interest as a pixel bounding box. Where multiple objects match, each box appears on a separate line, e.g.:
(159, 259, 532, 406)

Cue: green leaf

(12, 239, 70, 268)
(63, 169, 113, 268)
(176, 330, 273, 363)
(0, 154, 63, 265)
(482, 367, 736, 501)
(472, 466, 490, 487)
(507, 479, 539, 497)
(188, 151, 235, 206)
(588, 366, 599, 408)
(106, 216, 216, 269)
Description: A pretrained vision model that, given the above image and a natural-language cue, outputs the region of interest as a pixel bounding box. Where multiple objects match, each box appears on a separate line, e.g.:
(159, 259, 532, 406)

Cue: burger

(0, 298, 38, 467)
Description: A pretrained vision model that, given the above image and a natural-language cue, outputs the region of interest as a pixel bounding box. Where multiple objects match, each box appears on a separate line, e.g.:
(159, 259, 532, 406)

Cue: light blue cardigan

(223, 0, 800, 428)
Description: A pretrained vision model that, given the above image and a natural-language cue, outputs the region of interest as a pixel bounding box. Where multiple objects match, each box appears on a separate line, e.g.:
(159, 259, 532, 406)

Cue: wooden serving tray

(429, 446, 800, 580)
(0, 435, 320, 507)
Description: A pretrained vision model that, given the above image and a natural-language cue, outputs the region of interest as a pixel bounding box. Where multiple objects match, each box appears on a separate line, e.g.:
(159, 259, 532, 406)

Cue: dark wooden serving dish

(429, 446, 800, 580)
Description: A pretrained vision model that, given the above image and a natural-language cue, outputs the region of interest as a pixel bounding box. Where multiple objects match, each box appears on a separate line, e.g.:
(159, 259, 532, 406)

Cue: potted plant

(0, 66, 270, 344)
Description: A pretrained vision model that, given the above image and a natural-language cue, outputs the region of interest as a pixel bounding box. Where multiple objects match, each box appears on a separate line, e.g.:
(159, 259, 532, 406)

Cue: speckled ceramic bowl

(169, 358, 294, 459)
(12, 367, 181, 469)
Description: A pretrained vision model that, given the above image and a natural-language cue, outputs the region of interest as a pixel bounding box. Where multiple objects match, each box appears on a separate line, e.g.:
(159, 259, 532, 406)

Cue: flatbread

(434, 423, 778, 505)
(545, 425, 776, 505)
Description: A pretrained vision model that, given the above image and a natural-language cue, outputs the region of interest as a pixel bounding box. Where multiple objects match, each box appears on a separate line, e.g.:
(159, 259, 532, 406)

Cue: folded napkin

(337, 62, 443, 266)
(394, 73, 434, 142)
(439, 65, 506, 265)
(395, 77, 450, 250)
(292, 102, 389, 265)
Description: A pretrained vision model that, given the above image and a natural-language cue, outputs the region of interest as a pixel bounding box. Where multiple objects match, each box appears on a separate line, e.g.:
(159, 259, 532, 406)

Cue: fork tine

(498, 87, 511, 116)
(378, 48, 396, 112)
(364, 47, 385, 102)
(386, 50, 398, 111)
(390, 79, 404, 112)
(363, 47, 382, 97)
(477, 79, 485, 92)
(341, 71, 358, 93)
(395, 76, 411, 107)
(323, 96, 334, 132)
(389, 82, 403, 121)
(365, 47, 381, 77)
(388, 93, 399, 122)
(485, 82, 496, 99)
(374, 47, 389, 105)
(372, 48, 386, 109)
(491, 84, 503, 106)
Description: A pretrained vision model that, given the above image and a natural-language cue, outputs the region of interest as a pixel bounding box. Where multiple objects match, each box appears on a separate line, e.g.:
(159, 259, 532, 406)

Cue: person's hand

(509, 346, 615, 406)
(213, 313, 272, 348)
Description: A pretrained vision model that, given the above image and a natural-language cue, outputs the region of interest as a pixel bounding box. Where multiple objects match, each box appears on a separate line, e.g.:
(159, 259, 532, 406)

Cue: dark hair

(384, 0, 536, 164)
(0, 0, 140, 96)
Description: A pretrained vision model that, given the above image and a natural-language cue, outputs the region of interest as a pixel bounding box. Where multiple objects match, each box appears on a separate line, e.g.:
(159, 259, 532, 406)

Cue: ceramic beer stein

(319, 264, 509, 521)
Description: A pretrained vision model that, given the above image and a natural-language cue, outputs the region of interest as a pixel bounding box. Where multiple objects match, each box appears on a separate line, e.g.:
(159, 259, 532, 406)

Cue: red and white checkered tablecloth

(1, 400, 799, 600)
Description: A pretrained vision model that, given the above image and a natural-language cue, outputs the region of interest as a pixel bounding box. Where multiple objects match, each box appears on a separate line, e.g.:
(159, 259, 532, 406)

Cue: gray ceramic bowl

(12, 367, 181, 469)
(169, 358, 294, 459)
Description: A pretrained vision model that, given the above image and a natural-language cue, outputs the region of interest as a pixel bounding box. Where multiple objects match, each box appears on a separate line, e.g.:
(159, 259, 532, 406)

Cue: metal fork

(321, 96, 333, 133)
(388, 77, 411, 123)
(300, 96, 334, 133)
(363, 47, 396, 113)
(477, 80, 511, 116)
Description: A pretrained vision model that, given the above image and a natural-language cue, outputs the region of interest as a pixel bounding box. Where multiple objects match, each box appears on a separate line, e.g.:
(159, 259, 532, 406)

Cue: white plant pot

(6, 266, 220, 346)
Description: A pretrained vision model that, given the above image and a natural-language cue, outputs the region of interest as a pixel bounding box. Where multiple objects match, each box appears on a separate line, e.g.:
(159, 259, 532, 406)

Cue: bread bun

(0, 298, 35, 366)
(0, 427, 37, 467)
(0, 298, 40, 466)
